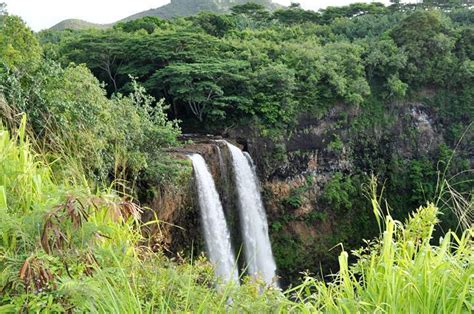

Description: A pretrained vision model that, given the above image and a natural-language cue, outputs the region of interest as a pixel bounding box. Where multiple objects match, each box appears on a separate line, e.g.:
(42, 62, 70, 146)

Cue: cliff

(145, 96, 471, 285)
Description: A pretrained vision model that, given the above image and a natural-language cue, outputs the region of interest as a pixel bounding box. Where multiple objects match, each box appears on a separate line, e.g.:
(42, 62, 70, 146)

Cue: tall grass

(435, 122, 474, 233)
(288, 180, 473, 313)
(0, 117, 149, 311)
(0, 115, 54, 214)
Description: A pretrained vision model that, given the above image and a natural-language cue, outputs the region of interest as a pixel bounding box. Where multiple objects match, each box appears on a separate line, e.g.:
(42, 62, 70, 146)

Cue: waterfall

(226, 142, 278, 286)
(189, 154, 239, 285)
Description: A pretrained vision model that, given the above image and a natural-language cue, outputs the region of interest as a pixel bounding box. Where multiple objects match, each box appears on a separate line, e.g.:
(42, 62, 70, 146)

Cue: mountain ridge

(49, 19, 111, 31)
(49, 0, 282, 31)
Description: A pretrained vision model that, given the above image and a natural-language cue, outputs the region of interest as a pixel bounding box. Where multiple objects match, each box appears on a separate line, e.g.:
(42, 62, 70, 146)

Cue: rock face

(226, 101, 452, 284)
(142, 139, 242, 262)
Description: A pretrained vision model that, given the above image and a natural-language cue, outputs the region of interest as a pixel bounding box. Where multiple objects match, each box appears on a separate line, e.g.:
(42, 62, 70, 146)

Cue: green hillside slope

(51, 0, 281, 30)
(49, 18, 111, 31)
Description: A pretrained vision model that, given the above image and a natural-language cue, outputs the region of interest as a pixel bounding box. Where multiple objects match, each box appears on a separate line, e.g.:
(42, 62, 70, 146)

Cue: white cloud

(4, 0, 392, 31)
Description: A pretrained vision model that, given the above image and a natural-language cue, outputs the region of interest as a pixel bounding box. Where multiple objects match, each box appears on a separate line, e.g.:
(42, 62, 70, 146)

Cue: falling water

(189, 154, 239, 285)
(226, 142, 278, 286)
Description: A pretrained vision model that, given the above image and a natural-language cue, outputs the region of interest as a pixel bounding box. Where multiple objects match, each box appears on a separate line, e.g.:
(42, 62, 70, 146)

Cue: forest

(0, 0, 473, 312)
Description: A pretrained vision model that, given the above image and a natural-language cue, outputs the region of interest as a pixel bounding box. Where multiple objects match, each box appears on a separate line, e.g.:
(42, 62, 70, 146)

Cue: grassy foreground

(0, 119, 472, 313)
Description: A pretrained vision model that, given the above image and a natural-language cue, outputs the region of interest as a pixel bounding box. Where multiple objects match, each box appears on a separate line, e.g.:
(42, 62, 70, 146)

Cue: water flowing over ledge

(189, 154, 239, 285)
(226, 142, 278, 287)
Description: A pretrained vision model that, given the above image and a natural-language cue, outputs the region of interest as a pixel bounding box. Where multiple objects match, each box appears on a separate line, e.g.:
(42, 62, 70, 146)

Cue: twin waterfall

(189, 142, 277, 287)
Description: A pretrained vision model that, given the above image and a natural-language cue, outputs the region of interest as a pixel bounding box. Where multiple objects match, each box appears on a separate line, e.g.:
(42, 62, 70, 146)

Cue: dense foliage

(0, 11, 189, 192)
(43, 2, 472, 138)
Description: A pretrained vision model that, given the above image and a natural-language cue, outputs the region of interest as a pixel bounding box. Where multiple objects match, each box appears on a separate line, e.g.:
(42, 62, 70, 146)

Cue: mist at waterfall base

(189, 154, 239, 285)
(226, 142, 278, 287)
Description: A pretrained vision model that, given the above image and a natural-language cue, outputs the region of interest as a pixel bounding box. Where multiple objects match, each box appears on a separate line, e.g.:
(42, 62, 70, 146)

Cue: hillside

(123, 0, 281, 21)
(49, 19, 111, 31)
(50, 0, 281, 30)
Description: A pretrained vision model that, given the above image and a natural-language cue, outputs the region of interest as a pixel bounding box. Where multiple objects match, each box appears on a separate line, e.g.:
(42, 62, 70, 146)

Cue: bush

(0, 59, 183, 187)
(321, 172, 357, 212)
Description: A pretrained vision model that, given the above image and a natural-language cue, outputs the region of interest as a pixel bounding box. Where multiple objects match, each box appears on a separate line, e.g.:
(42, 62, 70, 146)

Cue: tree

(61, 30, 223, 96)
(390, 10, 456, 86)
(0, 15, 42, 71)
(362, 38, 408, 98)
(114, 16, 169, 34)
(273, 5, 321, 24)
(329, 12, 402, 40)
(319, 42, 371, 105)
(231, 2, 271, 21)
(150, 61, 247, 122)
(320, 3, 387, 24)
(422, 0, 473, 9)
(248, 63, 298, 132)
(59, 31, 131, 93)
(389, 0, 402, 10)
(191, 12, 235, 37)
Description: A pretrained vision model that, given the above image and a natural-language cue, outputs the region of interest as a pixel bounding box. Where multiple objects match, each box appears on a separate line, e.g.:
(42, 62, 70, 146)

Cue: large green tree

(150, 61, 248, 121)
(390, 10, 457, 86)
(0, 15, 42, 72)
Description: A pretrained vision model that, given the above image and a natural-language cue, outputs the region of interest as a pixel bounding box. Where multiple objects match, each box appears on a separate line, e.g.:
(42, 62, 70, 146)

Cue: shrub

(321, 172, 357, 213)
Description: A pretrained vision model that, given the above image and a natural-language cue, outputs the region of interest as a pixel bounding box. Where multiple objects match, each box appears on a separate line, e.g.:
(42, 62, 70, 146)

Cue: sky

(4, 0, 391, 31)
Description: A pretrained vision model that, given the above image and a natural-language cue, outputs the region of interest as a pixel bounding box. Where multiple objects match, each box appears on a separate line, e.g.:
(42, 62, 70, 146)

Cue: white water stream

(189, 154, 239, 285)
(226, 142, 278, 286)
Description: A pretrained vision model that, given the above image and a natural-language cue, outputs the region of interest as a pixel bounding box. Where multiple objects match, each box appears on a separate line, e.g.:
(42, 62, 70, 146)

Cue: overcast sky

(4, 0, 392, 31)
